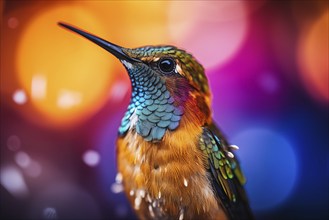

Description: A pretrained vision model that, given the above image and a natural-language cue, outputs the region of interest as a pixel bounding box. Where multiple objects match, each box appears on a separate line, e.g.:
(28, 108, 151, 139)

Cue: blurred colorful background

(1, 1, 328, 219)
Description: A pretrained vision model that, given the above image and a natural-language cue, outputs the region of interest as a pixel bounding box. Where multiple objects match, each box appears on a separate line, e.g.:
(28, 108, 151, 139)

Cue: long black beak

(58, 22, 140, 63)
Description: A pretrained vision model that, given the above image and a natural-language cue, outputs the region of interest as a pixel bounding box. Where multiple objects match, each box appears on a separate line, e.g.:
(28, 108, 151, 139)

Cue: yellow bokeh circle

(16, 5, 117, 128)
(81, 1, 170, 46)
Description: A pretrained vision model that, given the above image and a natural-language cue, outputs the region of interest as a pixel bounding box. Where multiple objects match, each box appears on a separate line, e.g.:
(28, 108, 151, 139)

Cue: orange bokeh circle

(16, 4, 117, 128)
(297, 10, 329, 103)
(81, 1, 171, 47)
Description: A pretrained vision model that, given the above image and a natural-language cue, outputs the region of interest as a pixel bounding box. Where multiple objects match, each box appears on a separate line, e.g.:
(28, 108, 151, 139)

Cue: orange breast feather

(116, 107, 227, 220)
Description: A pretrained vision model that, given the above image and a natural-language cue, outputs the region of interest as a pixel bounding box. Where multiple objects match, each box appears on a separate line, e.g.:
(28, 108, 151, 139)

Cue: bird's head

(59, 22, 212, 141)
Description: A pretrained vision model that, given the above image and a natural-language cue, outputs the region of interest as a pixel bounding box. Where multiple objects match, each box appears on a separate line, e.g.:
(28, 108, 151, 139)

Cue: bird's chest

(117, 132, 225, 220)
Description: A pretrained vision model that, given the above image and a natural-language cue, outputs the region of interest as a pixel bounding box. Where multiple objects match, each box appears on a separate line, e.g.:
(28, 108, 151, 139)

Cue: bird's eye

(158, 58, 175, 73)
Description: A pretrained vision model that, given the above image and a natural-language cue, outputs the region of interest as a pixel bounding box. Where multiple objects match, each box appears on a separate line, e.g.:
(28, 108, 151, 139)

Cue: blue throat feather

(118, 64, 183, 142)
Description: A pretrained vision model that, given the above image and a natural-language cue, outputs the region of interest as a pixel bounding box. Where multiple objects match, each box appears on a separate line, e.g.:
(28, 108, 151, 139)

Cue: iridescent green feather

(200, 125, 246, 203)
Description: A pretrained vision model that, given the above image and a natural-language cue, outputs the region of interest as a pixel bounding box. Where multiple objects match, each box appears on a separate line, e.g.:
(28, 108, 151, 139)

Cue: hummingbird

(59, 22, 253, 220)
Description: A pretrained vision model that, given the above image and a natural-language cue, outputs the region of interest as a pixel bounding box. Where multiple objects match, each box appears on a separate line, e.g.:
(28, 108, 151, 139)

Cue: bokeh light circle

(82, 150, 100, 167)
(297, 10, 329, 103)
(168, 1, 248, 69)
(15, 151, 31, 168)
(16, 5, 116, 128)
(43, 207, 57, 220)
(12, 89, 28, 105)
(25, 161, 42, 178)
(81, 1, 170, 46)
(8, 17, 19, 29)
(232, 128, 298, 211)
(7, 135, 21, 151)
(0, 166, 29, 198)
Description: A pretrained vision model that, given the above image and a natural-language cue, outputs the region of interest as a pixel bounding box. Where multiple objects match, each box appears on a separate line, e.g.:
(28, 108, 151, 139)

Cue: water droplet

(134, 196, 142, 210)
(115, 173, 123, 184)
(183, 178, 188, 187)
(146, 194, 152, 203)
(137, 189, 145, 198)
(148, 205, 155, 218)
(227, 151, 234, 158)
(230, 145, 239, 150)
(179, 208, 184, 220)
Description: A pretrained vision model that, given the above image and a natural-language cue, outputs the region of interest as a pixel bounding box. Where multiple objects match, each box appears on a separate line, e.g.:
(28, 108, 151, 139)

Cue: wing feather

(200, 123, 253, 220)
